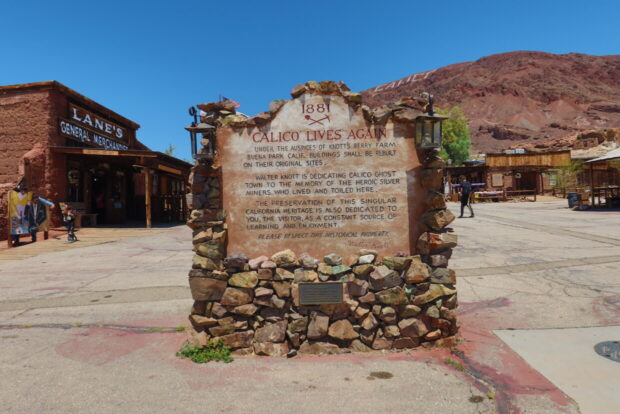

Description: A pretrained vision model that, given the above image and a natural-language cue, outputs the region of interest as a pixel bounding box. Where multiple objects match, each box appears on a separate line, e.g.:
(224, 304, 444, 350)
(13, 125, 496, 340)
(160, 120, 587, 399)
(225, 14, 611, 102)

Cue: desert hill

(361, 51, 620, 154)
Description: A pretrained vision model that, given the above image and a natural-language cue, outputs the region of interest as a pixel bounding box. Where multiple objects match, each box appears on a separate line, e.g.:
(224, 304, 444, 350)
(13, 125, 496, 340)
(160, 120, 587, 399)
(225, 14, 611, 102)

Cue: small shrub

(444, 357, 466, 372)
(176, 339, 233, 364)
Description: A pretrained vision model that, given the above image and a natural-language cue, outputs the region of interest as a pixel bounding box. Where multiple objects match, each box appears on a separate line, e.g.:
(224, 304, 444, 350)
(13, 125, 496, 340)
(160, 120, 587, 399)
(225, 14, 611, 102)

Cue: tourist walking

(458, 175, 474, 218)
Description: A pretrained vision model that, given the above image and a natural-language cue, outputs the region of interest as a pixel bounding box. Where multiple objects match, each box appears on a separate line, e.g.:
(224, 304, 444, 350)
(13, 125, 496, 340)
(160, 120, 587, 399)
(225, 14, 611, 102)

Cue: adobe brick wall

(0, 88, 67, 240)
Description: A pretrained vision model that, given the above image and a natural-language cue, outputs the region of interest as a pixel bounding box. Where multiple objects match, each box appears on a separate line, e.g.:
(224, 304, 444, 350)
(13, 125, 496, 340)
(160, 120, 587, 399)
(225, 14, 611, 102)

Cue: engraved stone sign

(298, 282, 344, 305)
(218, 93, 425, 257)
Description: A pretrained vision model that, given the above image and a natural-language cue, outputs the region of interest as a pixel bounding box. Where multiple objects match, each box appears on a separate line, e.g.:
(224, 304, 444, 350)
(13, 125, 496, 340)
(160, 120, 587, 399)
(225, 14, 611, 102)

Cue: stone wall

(185, 81, 458, 356)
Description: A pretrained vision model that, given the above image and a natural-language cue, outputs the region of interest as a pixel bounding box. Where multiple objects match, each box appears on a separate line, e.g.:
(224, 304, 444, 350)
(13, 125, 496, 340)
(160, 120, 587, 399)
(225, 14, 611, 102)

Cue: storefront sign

(59, 119, 129, 151)
(69, 104, 127, 141)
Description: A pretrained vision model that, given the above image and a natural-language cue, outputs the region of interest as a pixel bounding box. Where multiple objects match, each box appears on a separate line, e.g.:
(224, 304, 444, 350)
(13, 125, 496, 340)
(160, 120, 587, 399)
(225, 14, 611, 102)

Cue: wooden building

(0, 81, 190, 241)
(446, 150, 572, 198)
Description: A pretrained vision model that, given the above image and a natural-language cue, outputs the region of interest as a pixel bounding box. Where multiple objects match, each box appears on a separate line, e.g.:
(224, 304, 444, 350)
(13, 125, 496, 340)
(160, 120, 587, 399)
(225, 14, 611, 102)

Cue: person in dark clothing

(458, 175, 474, 218)
(63, 206, 78, 242)
(24, 195, 47, 242)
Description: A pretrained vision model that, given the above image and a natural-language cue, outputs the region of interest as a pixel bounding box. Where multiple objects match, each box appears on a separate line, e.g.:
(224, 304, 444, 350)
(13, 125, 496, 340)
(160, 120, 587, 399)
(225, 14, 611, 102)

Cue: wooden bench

(59, 202, 98, 228)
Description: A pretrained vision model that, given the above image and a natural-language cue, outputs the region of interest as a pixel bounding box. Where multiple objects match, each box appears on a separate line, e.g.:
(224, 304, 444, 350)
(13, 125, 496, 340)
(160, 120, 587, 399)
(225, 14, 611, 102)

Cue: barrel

(567, 192, 579, 208)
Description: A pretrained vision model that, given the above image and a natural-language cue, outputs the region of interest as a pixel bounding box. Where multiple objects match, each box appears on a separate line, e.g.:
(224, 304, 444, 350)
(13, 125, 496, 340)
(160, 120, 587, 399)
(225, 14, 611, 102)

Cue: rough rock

(254, 320, 287, 343)
(299, 341, 343, 355)
(248, 255, 268, 270)
(192, 254, 219, 271)
(307, 312, 329, 339)
(232, 304, 259, 316)
(294, 269, 318, 282)
(430, 268, 456, 284)
(189, 315, 218, 327)
(393, 337, 419, 349)
(323, 253, 342, 266)
(382, 256, 411, 271)
(254, 341, 290, 356)
(272, 281, 291, 298)
(398, 304, 422, 318)
(328, 319, 359, 341)
(425, 329, 442, 341)
(229, 271, 258, 288)
(379, 307, 397, 324)
(254, 287, 273, 297)
(189, 277, 227, 301)
(220, 330, 254, 349)
(372, 336, 393, 350)
(405, 261, 431, 284)
(398, 318, 429, 338)
(260, 260, 277, 269)
(358, 292, 376, 304)
(271, 249, 297, 267)
(220, 287, 253, 306)
(257, 268, 273, 280)
(360, 313, 379, 330)
(275, 268, 295, 281)
(288, 316, 309, 333)
(412, 284, 457, 305)
(352, 264, 374, 277)
(369, 265, 401, 290)
(350, 339, 372, 352)
(223, 253, 248, 269)
(422, 210, 456, 231)
(383, 325, 401, 338)
(358, 254, 375, 265)
(376, 286, 409, 305)
(299, 253, 319, 269)
(347, 279, 369, 297)
(187, 328, 210, 347)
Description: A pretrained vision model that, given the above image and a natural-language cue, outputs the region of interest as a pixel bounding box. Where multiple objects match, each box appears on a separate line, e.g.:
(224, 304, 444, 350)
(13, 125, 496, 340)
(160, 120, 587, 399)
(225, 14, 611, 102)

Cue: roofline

(0, 81, 140, 130)
(486, 150, 571, 157)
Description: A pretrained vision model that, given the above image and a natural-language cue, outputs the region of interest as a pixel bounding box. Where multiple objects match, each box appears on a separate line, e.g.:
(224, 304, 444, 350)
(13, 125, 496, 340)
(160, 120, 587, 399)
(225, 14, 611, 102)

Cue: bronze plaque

(218, 93, 425, 258)
(298, 282, 344, 305)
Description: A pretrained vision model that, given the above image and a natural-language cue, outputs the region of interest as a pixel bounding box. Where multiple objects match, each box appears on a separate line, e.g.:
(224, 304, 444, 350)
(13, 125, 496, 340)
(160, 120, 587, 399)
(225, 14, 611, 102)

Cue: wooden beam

(590, 163, 595, 207)
(145, 167, 152, 229)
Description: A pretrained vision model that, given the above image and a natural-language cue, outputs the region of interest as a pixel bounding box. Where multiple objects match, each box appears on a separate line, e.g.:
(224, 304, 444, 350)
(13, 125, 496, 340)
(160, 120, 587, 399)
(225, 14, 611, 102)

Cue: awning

(50, 146, 191, 176)
(586, 147, 620, 163)
(50, 146, 158, 157)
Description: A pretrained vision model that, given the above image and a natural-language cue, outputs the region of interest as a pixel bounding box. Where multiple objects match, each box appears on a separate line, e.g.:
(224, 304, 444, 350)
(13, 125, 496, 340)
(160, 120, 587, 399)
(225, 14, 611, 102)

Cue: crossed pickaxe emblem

(304, 114, 330, 126)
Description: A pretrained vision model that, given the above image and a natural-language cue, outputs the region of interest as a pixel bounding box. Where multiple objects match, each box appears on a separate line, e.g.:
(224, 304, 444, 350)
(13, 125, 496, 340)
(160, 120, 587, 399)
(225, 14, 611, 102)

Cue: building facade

(0, 81, 190, 241)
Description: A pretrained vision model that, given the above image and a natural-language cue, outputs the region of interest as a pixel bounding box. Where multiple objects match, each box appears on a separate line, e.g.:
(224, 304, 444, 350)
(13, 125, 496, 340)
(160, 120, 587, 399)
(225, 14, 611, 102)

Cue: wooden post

(145, 167, 152, 229)
(590, 163, 595, 208)
(6, 195, 11, 248)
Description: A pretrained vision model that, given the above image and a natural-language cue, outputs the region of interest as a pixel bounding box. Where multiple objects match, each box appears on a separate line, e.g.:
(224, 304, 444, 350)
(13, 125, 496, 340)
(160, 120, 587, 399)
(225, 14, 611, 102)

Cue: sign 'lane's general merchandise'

(219, 93, 425, 257)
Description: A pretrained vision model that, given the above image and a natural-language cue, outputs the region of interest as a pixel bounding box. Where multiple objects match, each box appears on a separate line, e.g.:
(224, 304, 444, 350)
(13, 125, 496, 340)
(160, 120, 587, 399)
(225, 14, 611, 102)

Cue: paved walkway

(0, 201, 619, 413)
(0, 225, 176, 262)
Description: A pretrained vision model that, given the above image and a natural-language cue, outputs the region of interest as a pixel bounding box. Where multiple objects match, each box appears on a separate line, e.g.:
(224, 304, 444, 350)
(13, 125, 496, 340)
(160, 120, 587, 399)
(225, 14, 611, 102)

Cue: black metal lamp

(415, 93, 447, 149)
(185, 122, 216, 159)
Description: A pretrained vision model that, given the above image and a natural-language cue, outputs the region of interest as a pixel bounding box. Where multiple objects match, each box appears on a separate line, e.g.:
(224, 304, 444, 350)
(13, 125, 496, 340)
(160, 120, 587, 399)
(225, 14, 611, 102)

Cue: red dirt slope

(361, 51, 620, 153)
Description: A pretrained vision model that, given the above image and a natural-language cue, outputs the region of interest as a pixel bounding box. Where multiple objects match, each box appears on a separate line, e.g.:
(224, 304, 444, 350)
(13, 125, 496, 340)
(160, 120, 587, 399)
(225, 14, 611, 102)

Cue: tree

(163, 144, 176, 156)
(556, 160, 584, 191)
(436, 106, 471, 166)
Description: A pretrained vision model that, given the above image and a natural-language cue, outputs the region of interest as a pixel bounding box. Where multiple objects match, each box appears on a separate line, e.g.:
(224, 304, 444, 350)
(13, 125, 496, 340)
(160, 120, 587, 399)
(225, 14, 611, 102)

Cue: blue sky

(1, 0, 619, 160)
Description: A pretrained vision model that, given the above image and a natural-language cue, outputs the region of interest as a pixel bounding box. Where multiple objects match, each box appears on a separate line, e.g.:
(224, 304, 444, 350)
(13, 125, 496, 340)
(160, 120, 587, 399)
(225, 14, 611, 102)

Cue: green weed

(176, 339, 233, 364)
(444, 357, 466, 372)
(175, 326, 186, 332)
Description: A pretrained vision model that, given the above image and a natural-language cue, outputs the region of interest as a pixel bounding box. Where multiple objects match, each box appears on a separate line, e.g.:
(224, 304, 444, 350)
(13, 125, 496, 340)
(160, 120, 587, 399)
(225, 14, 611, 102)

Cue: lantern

(415, 113, 446, 149)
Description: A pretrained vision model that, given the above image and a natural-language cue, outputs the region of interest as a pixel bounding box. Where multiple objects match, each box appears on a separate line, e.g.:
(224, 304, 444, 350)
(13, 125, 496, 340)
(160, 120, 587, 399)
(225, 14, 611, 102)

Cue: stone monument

(184, 81, 458, 356)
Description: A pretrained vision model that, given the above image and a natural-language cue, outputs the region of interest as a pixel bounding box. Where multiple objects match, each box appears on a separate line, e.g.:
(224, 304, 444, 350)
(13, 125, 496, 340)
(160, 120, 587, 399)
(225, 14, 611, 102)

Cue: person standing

(458, 175, 474, 218)
(63, 206, 78, 243)
(24, 195, 48, 242)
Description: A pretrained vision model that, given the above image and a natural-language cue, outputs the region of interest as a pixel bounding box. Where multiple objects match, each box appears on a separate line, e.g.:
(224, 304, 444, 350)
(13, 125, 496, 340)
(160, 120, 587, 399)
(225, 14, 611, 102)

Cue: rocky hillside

(361, 51, 620, 153)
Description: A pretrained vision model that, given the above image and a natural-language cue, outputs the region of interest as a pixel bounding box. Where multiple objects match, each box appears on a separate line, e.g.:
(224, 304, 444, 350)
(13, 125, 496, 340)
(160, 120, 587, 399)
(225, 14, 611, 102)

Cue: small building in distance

(446, 150, 572, 199)
(0, 81, 191, 241)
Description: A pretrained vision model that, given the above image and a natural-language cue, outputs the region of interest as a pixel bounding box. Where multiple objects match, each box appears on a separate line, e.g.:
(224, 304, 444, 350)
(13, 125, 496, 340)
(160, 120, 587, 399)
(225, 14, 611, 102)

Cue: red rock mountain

(361, 51, 620, 154)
